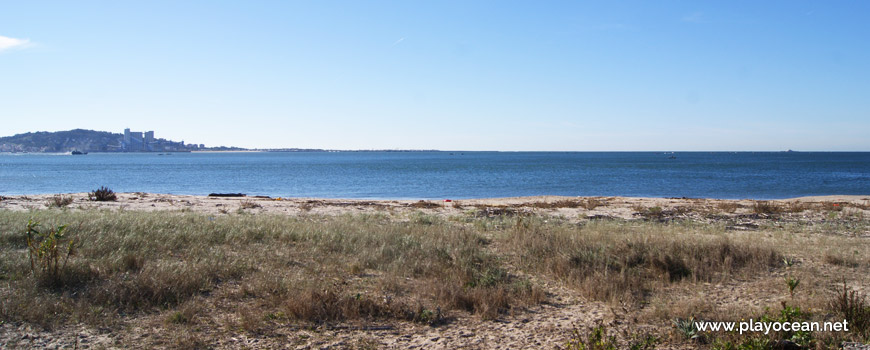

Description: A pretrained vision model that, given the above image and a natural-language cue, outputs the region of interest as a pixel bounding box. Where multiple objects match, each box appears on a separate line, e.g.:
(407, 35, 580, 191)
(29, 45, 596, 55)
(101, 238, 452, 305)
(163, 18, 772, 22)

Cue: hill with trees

(0, 129, 233, 153)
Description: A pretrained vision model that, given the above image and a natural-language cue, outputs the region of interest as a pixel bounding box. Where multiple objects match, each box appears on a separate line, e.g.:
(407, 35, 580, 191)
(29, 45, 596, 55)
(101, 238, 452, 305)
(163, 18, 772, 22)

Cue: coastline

(3, 192, 868, 222)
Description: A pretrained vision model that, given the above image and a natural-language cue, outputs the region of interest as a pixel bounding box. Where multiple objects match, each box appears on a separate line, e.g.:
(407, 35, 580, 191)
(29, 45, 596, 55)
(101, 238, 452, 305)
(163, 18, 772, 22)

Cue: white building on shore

(123, 128, 155, 151)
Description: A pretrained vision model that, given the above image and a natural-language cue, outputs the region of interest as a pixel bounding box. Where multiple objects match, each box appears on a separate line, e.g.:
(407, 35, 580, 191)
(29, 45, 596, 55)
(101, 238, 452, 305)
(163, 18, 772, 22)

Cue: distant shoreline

(5, 150, 870, 154)
(0, 149, 445, 154)
(2, 192, 867, 212)
(2, 191, 869, 202)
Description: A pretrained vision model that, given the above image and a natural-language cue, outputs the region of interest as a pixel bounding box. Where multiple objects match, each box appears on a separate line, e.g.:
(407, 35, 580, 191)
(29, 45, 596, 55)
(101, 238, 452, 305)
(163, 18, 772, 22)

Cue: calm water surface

(1, 152, 868, 199)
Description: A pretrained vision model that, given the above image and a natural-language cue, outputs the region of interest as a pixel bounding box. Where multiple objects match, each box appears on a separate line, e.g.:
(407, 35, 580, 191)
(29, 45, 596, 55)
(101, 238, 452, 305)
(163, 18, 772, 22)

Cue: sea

(1, 152, 868, 200)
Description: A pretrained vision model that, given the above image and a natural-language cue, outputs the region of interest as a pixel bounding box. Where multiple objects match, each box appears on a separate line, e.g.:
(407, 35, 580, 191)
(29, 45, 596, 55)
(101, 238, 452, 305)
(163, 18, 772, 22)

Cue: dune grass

(0, 210, 543, 329)
(0, 207, 868, 348)
(501, 217, 782, 304)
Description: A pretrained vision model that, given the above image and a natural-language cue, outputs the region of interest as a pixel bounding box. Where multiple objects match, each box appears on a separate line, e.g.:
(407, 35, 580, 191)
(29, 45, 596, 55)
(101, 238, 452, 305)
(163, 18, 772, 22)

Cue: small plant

(409, 200, 441, 209)
(25, 220, 75, 281)
(752, 201, 783, 215)
(298, 202, 314, 212)
(826, 202, 845, 212)
(717, 202, 739, 213)
(581, 198, 604, 210)
(410, 212, 438, 225)
(166, 311, 189, 324)
(759, 301, 813, 345)
(672, 317, 701, 341)
(528, 200, 582, 209)
(711, 336, 771, 350)
(627, 333, 658, 350)
(563, 324, 618, 350)
(785, 276, 800, 297)
(45, 195, 74, 208)
(830, 280, 870, 339)
(89, 186, 117, 201)
(636, 206, 665, 220)
(239, 199, 261, 209)
(824, 253, 859, 267)
(412, 305, 443, 326)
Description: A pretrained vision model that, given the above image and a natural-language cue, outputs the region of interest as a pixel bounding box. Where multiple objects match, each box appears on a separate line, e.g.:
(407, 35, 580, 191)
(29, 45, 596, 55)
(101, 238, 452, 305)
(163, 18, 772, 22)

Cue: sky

(1, 1, 869, 151)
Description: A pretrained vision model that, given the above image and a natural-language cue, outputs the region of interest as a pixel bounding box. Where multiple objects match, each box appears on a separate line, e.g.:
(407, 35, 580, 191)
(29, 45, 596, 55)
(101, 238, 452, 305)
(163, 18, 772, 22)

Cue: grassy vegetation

(502, 217, 782, 304)
(44, 195, 74, 208)
(0, 205, 868, 348)
(0, 210, 542, 330)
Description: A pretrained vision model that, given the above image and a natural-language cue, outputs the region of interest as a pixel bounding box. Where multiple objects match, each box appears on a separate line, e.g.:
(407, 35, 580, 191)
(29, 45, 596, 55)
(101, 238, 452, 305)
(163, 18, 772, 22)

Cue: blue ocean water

(1, 152, 868, 199)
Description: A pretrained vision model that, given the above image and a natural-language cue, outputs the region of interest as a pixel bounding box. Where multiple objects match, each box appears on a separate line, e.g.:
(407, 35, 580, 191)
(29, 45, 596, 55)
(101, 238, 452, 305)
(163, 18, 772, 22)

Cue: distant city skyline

(1, 1, 868, 151)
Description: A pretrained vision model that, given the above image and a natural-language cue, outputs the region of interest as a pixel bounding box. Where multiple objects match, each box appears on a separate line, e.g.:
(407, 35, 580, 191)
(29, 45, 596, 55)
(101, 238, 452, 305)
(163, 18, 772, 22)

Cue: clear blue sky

(1, 1, 868, 151)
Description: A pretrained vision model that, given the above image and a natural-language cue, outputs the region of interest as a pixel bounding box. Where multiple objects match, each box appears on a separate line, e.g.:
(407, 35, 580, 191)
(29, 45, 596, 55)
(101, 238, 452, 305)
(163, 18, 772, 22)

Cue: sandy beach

(3, 192, 869, 221)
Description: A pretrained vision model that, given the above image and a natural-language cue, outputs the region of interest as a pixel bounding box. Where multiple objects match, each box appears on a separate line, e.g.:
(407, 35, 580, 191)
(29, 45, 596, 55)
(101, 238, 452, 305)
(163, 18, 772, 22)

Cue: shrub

(89, 186, 117, 201)
(830, 281, 870, 339)
(239, 199, 261, 209)
(634, 206, 671, 220)
(409, 200, 441, 209)
(581, 198, 604, 210)
(528, 200, 580, 209)
(752, 201, 783, 215)
(298, 202, 314, 211)
(759, 302, 814, 346)
(563, 325, 618, 350)
(45, 195, 73, 208)
(717, 202, 739, 213)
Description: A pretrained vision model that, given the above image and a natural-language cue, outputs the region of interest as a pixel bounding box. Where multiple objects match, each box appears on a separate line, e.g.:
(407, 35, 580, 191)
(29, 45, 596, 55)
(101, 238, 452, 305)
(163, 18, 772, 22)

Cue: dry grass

(752, 201, 785, 215)
(830, 281, 870, 340)
(849, 201, 870, 210)
(408, 200, 441, 209)
(824, 252, 862, 268)
(502, 218, 782, 304)
(0, 210, 540, 329)
(238, 199, 262, 209)
(45, 195, 74, 208)
(508, 198, 604, 210)
(580, 198, 605, 210)
(1, 204, 868, 347)
(526, 200, 581, 209)
(716, 202, 740, 213)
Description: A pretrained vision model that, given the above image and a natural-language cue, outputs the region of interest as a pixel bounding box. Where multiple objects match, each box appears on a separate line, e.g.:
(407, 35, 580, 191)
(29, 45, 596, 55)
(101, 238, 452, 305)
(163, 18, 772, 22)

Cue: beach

(3, 192, 869, 220)
(1, 194, 869, 349)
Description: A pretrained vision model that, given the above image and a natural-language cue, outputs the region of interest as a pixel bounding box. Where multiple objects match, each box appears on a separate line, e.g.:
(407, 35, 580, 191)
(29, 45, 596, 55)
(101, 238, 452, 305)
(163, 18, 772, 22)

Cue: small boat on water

(71, 150, 88, 155)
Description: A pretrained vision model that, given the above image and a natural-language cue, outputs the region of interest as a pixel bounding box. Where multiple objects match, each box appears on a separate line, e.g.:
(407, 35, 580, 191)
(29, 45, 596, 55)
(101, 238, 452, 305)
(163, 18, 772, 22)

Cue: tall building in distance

(123, 128, 154, 151)
(119, 128, 210, 152)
